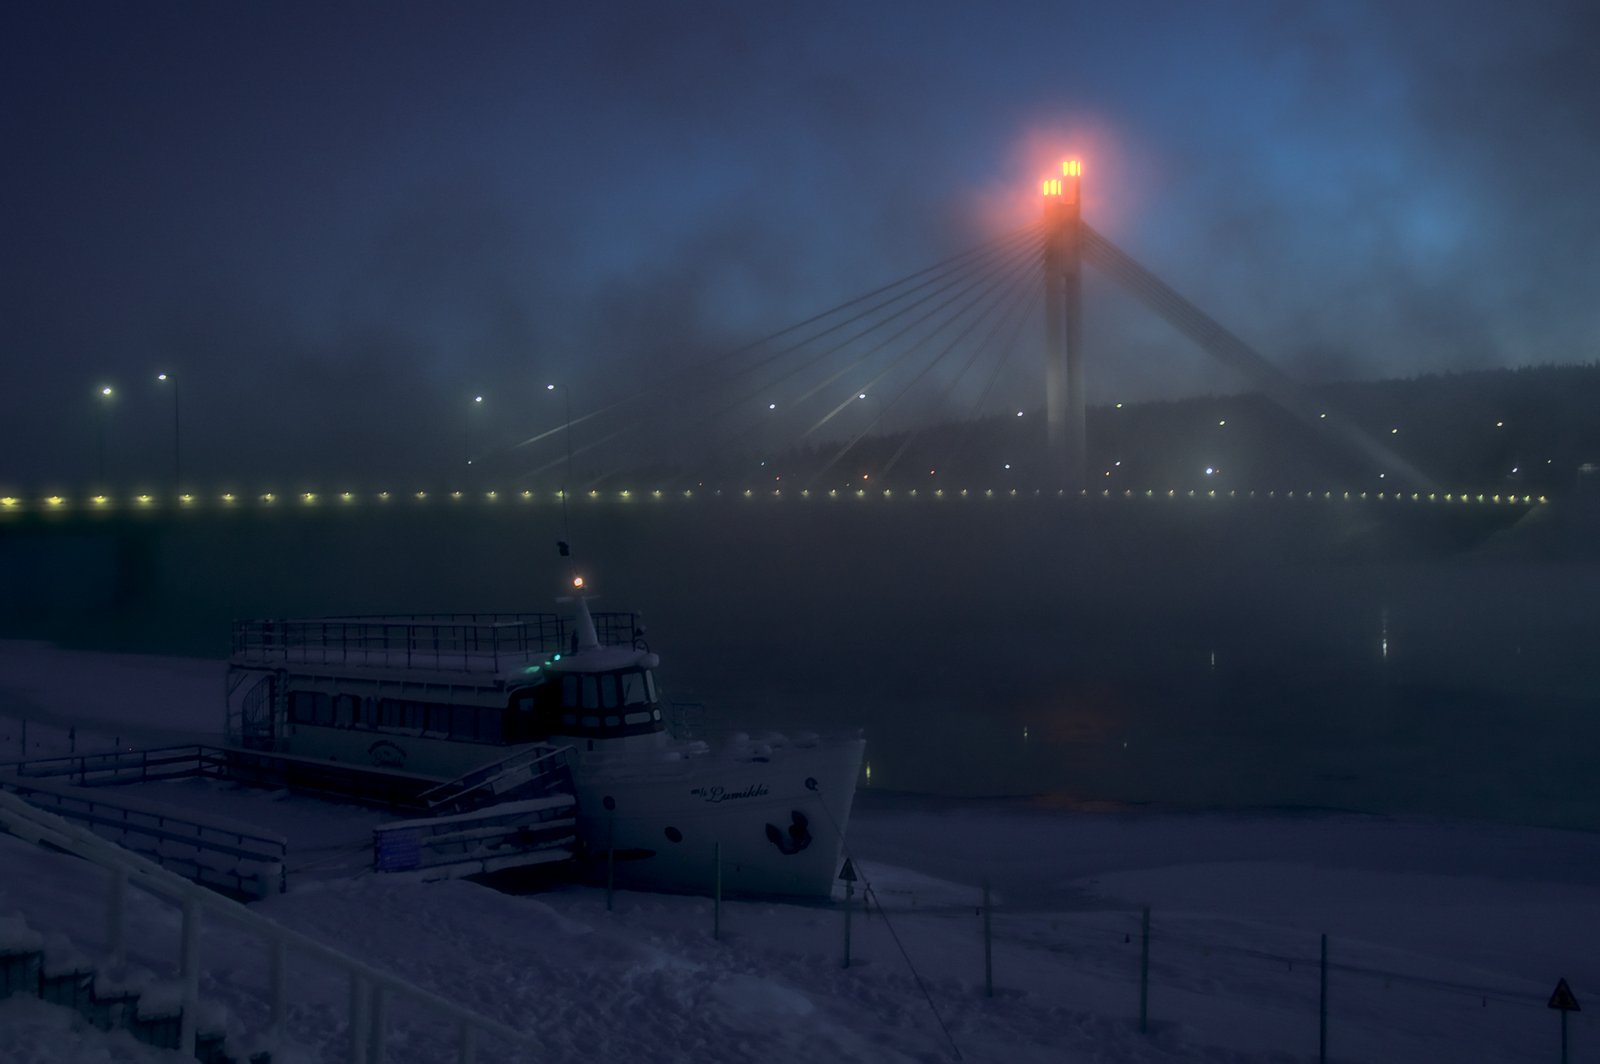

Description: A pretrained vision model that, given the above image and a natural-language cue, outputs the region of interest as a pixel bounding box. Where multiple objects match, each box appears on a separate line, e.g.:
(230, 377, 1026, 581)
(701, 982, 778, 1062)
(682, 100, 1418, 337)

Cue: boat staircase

(0, 790, 536, 1062)
(371, 744, 580, 881)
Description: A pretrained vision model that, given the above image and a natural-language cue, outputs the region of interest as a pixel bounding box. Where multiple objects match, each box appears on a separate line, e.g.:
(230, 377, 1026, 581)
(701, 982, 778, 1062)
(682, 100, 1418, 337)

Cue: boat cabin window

(560, 669, 656, 711)
(289, 690, 508, 744)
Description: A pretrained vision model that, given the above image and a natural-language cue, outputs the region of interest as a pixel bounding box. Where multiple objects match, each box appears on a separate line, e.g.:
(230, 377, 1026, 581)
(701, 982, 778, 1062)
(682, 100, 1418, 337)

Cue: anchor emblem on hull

(765, 810, 812, 855)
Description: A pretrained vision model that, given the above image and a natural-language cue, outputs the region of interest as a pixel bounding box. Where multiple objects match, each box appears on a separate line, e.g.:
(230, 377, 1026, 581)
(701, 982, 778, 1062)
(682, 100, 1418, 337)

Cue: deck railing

(231, 611, 642, 673)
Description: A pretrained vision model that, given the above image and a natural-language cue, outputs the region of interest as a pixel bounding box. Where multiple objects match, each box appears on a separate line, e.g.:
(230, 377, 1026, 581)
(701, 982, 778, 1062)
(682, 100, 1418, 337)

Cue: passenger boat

(223, 584, 864, 897)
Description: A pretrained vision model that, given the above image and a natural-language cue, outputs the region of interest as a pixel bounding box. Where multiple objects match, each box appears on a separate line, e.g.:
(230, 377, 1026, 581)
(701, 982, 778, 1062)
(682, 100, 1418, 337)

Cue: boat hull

(574, 737, 865, 898)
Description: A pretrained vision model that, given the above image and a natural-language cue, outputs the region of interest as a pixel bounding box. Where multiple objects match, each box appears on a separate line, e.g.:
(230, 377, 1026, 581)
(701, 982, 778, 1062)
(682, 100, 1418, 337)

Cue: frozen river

(2, 497, 1596, 829)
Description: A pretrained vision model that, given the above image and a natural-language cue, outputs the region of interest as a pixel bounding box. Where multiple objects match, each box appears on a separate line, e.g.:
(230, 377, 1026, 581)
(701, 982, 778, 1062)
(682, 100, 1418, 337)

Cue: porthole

(664, 826, 682, 843)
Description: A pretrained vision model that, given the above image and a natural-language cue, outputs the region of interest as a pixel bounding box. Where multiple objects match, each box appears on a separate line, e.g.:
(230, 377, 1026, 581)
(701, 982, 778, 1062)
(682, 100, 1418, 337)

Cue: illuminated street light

(156, 372, 181, 493)
(94, 385, 115, 485)
(465, 393, 486, 472)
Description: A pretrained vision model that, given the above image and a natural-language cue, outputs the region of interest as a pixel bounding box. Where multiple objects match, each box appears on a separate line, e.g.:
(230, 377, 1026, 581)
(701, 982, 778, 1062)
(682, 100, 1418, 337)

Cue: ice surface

(1, 642, 1597, 1062)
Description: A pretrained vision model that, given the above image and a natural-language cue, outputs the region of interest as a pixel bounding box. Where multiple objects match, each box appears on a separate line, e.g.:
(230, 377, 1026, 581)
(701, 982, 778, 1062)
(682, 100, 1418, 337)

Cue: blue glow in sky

(3, 1, 1596, 483)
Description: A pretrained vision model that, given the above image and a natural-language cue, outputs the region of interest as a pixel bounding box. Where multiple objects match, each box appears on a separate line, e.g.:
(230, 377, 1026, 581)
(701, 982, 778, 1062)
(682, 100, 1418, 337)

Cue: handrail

(230, 610, 643, 674)
(0, 790, 534, 1060)
(418, 743, 577, 812)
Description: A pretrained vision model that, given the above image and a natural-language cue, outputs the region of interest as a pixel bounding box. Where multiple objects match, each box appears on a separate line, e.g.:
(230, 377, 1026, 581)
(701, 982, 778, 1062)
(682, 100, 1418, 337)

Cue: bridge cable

(1081, 225, 1436, 490)
(561, 227, 1045, 488)
(505, 223, 1044, 459)
(787, 237, 1043, 421)
(522, 226, 1043, 486)
(804, 246, 1044, 487)
(930, 285, 1044, 483)
(884, 273, 1044, 479)
(655, 226, 1045, 481)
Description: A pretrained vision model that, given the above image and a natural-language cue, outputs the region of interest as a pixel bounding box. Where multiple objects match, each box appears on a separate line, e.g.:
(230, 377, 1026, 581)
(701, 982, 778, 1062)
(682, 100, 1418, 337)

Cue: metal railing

(0, 763, 286, 899)
(231, 611, 642, 674)
(417, 743, 577, 816)
(0, 790, 535, 1062)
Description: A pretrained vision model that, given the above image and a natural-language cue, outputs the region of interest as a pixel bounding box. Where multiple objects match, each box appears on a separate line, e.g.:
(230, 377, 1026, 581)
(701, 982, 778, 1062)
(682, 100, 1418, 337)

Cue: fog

(5, 498, 1596, 830)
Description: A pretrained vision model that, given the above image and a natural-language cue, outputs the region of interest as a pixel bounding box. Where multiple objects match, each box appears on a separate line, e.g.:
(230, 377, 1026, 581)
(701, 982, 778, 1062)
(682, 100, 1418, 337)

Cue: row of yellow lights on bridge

(0, 487, 1550, 512)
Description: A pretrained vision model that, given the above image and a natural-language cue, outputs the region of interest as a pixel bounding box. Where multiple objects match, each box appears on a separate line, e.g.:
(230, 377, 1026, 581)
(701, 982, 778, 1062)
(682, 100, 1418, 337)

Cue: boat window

(334, 694, 359, 728)
(479, 708, 504, 743)
(621, 671, 648, 705)
(451, 704, 478, 741)
(292, 692, 333, 726)
(645, 672, 657, 703)
(604, 715, 620, 727)
(581, 715, 600, 728)
(289, 691, 320, 725)
(600, 675, 620, 710)
(581, 676, 600, 710)
(624, 711, 651, 725)
(425, 704, 450, 735)
(561, 713, 577, 726)
(561, 675, 579, 708)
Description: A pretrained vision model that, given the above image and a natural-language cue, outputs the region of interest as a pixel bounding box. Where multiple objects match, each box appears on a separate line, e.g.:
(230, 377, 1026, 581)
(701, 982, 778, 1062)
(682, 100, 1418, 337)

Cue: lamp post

(95, 385, 114, 485)
(466, 394, 484, 475)
(157, 373, 180, 492)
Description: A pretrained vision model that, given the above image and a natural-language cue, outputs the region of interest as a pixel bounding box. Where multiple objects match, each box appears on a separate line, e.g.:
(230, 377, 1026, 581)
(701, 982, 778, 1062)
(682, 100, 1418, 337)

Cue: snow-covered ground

(2, 641, 1597, 1063)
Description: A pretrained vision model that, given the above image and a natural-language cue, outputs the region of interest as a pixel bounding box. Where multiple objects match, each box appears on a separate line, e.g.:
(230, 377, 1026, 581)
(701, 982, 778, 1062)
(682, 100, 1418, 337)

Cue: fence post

(268, 937, 286, 1049)
(348, 974, 370, 1064)
(179, 897, 200, 1057)
(713, 842, 723, 941)
(606, 809, 615, 912)
(105, 866, 127, 971)
(368, 983, 387, 1064)
(842, 880, 854, 969)
(983, 881, 993, 998)
(1138, 906, 1150, 1033)
(1319, 932, 1328, 1064)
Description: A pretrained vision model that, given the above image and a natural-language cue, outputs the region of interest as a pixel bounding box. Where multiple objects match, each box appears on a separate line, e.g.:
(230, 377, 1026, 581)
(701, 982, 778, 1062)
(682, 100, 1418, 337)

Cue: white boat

(224, 586, 864, 897)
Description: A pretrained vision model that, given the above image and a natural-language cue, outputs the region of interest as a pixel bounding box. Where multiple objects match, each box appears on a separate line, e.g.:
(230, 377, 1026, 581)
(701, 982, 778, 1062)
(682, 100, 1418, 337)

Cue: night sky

(4, 1, 1597, 486)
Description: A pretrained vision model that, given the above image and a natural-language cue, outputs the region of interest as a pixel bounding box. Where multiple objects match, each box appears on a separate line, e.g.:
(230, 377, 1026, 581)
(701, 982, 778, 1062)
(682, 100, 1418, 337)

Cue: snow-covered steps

(1, 920, 257, 1063)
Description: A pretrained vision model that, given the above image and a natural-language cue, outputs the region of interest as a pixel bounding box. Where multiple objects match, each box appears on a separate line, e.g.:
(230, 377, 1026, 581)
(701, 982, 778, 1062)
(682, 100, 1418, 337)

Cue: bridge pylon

(1043, 161, 1085, 492)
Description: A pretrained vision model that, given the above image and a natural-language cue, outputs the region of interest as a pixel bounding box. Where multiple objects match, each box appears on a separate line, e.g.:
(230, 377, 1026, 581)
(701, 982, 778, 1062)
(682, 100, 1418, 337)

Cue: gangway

(416, 742, 577, 815)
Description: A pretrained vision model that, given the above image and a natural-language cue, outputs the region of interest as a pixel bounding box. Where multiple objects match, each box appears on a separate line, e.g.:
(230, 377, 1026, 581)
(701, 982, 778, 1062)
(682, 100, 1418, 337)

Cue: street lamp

(156, 372, 180, 492)
(95, 385, 115, 485)
(466, 394, 484, 469)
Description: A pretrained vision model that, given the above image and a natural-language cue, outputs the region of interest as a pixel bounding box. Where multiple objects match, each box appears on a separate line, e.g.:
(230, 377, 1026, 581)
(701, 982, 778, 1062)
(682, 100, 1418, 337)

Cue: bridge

(1, 160, 1578, 518)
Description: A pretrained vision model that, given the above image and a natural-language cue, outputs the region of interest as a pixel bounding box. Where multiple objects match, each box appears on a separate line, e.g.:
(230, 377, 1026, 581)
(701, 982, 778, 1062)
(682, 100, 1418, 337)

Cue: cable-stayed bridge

(0, 161, 1573, 520)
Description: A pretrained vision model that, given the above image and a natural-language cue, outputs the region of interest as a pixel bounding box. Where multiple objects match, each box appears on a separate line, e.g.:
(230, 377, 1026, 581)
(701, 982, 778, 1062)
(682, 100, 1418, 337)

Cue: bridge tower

(1042, 160, 1085, 490)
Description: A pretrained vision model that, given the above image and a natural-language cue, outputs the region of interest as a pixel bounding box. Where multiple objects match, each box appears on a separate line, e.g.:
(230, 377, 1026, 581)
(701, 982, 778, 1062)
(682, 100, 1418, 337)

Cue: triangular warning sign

(838, 858, 857, 882)
(1548, 978, 1581, 1012)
